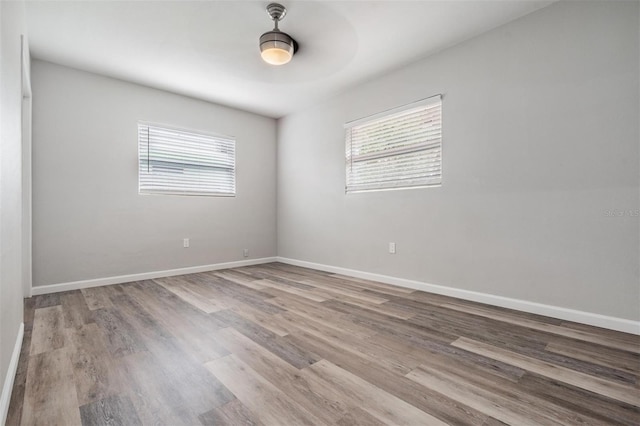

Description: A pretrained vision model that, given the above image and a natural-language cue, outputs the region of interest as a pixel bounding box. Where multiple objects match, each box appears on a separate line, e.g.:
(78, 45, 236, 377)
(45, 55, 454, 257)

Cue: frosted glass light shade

(261, 45, 293, 65)
(260, 30, 295, 65)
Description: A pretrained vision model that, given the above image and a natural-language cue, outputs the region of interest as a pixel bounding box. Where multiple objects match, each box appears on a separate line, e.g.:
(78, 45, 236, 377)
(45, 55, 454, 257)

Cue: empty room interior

(1, 0, 639, 425)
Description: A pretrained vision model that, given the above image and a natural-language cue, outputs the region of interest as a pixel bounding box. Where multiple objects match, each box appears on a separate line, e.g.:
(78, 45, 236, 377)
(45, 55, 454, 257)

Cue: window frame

(137, 121, 236, 197)
(344, 94, 442, 194)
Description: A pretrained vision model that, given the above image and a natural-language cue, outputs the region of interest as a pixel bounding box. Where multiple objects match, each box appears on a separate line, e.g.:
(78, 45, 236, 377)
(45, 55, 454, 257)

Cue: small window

(138, 123, 236, 196)
(345, 95, 442, 193)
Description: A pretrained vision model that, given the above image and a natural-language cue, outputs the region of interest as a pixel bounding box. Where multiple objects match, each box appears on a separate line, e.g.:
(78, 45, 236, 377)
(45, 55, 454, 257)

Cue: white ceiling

(26, 0, 553, 118)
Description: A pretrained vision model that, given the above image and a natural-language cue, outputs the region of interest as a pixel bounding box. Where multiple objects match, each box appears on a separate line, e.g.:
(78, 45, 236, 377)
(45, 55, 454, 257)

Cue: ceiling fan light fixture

(260, 31, 294, 65)
(259, 3, 297, 66)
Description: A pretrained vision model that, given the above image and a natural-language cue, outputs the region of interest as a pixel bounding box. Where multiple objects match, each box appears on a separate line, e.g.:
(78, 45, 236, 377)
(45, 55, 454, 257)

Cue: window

(345, 95, 442, 193)
(138, 123, 236, 196)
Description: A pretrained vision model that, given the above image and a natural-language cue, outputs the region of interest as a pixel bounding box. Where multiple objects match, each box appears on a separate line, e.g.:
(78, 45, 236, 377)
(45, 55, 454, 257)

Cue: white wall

(1, 0, 26, 420)
(21, 34, 32, 298)
(277, 1, 640, 321)
(32, 61, 277, 287)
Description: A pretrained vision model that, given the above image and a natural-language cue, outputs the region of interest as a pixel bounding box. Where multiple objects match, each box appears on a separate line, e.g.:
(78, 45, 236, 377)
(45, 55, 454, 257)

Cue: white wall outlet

(243, 248, 249, 258)
(183, 238, 190, 248)
(389, 242, 396, 254)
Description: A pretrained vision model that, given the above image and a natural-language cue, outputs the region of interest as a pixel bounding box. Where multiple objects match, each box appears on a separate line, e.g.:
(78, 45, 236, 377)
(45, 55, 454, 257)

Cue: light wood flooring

(7, 262, 640, 425)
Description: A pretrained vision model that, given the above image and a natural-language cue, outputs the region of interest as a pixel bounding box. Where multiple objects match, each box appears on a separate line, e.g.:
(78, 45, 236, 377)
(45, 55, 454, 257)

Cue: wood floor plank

(30, 305, 66, 355)
(121, 346, 234, 424)
(192, 273, 278, 303)
(154, 276, 225, 313)
(175, 273, 238, 301)
(107, 291, 174, 343)
(409, 307, 637, 385)
(34, 293, 61, 309)
(517, 373, 640, 426)
(304, 359, 448, 425)
(368, 331, 526, 382)
(409, 352, 607, 425)
(247, 267, 320, 291)
(453, 336, 640, 406)
(407, 305, 550, 351)
(122, 283, 229, 363)
(209, 270, 268, 290)
(9, 263, 639, 425)
(303, 278, 390, 305)
(112, 287, 232, 378)
(108, 294, 236, 417)
(61, 291, 94, 329)
(23, 297, 36, 332)
(277, 310, 420, 376)
(212, 309, 320, 369)
(326, 273, 415, 295)
(266, 294, 378, 338)
(214, 327, 353, 424)
(324, 299, 457, 345)
(79, 394, 142, 426)
(204, 283, 285, 316)
(68, 323, 129, 406)
(546, 338, 640, 376)
(257, 278, 330, 302)
(444, 302, 640, 354)
(287, 329, 491, 425)
(80, 287, 114, 310)
(332, 293, 416, 320)
(406, 364, 567, 426)
(120, 351, 201, 425)
(92, 308, 148, 358)
(128, 280, 229, 333)
(205, 355, 326, 426)
(561, 320, 640, 344)
(198, 399, 265, 426)
(22, 347, 82, 426)
(230, 302, 291, 337)
(249, 263, 317, 281)
(336, 407, 387, 426)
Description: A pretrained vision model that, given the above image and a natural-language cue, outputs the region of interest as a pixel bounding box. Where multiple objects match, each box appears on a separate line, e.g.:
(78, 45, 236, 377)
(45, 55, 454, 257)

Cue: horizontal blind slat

(139, 123, 236, 196)
(345, 99, 442, 192)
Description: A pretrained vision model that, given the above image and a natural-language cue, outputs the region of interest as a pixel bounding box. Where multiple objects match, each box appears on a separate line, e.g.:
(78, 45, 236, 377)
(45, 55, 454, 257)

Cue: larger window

(138, 123, 236, 196)
(345, 95, 442, 193)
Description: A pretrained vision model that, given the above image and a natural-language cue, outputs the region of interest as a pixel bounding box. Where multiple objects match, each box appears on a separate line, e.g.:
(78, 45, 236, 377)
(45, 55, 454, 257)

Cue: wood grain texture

(198, 399, 265, 426)
(79, 395, 142, 426)
(205, 355, 325, 426)
(67, 324, 125, 406)
(8, 262, 640, 425)
(304, 359, 448, 425)
(453, 336, 640, 406)
(61, 291, 95, 329)
(21, 347, 82, 426)
(30, 305, 66, 355)
(80, 287, 114, 310)
(214, 327, 351, 424)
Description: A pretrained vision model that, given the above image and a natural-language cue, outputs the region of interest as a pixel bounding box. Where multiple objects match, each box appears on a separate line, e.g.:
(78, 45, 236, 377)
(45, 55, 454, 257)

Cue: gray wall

(32, 60, 277, 286)
(1, 0, 26, 414)
(277, 1, 640, 321)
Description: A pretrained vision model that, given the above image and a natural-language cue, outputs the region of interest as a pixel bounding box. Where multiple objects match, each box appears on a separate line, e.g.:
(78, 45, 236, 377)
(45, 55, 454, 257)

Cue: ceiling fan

(259, 3, 298, 66)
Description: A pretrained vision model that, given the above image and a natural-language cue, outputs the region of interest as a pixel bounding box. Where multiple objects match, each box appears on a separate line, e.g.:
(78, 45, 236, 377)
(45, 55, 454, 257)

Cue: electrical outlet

(183, 238, 190, 248)
(243, 248, 249, 258)
(389, 242, 396, 254)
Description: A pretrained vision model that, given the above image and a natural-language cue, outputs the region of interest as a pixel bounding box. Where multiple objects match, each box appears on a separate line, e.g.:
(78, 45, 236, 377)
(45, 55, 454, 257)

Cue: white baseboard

(31, 257, 277, 296)
(1, 322, 24, 425)
(276, 257, 640, 335)
(29, 255, 640, 335)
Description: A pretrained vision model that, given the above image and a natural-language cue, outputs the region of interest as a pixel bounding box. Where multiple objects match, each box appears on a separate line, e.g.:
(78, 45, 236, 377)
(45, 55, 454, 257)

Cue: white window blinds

(138, 123, 236, 196)
(345, 95, 442, 193)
